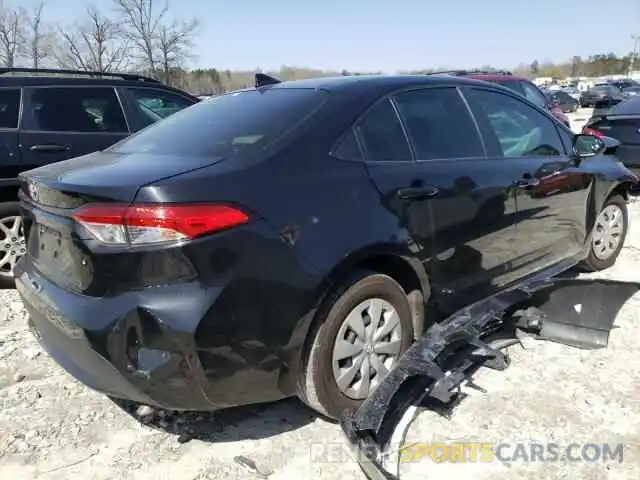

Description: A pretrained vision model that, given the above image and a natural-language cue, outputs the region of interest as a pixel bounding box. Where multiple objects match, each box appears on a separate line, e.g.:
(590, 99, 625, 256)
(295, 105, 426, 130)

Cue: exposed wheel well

(608, 182, 634, 203)
(321, 253, 430, 341)
(0, 186, 19, 205)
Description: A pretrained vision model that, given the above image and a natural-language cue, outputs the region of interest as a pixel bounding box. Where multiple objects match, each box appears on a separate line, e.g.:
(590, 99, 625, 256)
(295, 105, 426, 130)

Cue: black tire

(0, 201, 23, 289)
(581, 195, 628, 272)
(299, 270, 414, 419)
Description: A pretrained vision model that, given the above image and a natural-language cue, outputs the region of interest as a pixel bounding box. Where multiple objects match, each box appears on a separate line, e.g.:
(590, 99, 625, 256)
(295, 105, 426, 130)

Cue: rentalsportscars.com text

(310, 441, 625, 464)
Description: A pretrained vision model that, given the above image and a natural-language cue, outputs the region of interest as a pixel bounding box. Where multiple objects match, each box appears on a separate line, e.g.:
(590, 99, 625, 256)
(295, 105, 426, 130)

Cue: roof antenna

(255, 73, 281, 88)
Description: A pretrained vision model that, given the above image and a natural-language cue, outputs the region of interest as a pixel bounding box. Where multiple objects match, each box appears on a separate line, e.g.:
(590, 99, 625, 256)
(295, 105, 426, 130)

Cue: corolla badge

(28, 181, 39, 201)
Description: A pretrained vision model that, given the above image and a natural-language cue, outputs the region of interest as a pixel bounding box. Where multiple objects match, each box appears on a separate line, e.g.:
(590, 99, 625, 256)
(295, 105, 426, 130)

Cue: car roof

(260, 74, 504, 93)
(0, 69, 198, 98)
(465, 73, 525, 81)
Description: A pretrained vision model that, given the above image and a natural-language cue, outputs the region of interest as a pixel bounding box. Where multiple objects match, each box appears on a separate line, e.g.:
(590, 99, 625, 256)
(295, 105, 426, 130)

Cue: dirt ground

(2, 110, 639, 480)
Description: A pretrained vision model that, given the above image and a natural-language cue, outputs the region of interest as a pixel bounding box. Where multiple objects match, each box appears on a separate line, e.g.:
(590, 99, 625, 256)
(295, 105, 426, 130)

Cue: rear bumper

(13, 221, 321, 410)
(16, 267, 220, 410)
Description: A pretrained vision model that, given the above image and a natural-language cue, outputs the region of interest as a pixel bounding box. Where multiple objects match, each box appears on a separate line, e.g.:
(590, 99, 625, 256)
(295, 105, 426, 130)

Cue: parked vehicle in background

(584, 96, 640, 175)
(427, 70, 571, 128)
(580, 84, 626, 108)
(14, 73, 637, 420)
(0, 68, 199, 287)
(549, 90, 580, 113)
(562, 86, 581, 101)
(622, 86, 640, 98)
(610, 79, 639, 91)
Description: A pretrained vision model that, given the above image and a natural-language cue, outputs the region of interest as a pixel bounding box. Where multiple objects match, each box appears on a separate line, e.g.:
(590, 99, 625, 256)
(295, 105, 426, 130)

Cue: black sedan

(581, 84, 625, 108)
(13, 73, 638, 420)
(584, 96, 640, 175)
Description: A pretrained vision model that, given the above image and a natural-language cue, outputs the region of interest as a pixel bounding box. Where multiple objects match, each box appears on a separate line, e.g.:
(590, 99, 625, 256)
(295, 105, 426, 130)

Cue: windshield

(109, 88, 328, 157)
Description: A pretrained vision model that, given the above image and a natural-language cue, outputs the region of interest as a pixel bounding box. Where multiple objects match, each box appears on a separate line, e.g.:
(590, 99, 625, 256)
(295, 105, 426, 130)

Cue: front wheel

(299, 271, 414, 419)
(0, 202, 25, 288)
(581, 195, 628, 271)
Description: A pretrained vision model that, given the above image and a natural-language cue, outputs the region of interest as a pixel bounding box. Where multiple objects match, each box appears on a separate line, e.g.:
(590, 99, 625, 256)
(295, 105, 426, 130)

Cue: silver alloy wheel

(331, 297, 403, 400)
(592, 205, 624, 260)
(0, 215, 25, 278)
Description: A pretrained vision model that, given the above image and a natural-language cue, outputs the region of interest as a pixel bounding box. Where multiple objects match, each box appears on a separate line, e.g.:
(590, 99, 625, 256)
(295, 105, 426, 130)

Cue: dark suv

(428, 70, 571, 128)
(0, 68, 199, 286)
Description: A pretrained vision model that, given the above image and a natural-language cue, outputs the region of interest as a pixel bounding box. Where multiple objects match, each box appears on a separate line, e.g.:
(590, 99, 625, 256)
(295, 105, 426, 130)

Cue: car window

(109, 88, 327, 158)
(488, 79, 524, 96)
(520, 81, 548, 109)
(354, 98, 412, 162)
(25, 87, 127, 133)
(127, 88, 195, 128)
(467, 89, 564, 158)
(332, 129, 363, 161)
(0, 89, 20, 129)
(393, 88, 483, 160)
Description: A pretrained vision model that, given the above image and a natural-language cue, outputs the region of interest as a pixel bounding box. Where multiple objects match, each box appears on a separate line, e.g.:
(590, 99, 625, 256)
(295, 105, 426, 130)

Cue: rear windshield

(611, 97, 640, 115)
(590, 86, 610, 92)
(108, 88, 328, 157)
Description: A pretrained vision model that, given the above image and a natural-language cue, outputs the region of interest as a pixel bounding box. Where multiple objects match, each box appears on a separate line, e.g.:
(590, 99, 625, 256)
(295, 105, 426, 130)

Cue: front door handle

(396, 186, 440, 200)
(514, 177, 540, 188)
(29, 144, 70, 152)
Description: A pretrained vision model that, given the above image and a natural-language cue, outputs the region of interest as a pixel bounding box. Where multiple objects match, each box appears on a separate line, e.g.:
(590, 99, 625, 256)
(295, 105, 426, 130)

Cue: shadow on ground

(110, 396, 319, 443)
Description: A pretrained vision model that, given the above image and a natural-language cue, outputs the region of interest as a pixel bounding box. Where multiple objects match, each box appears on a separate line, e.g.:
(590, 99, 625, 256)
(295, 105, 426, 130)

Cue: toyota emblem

(28, 182, 39, 201)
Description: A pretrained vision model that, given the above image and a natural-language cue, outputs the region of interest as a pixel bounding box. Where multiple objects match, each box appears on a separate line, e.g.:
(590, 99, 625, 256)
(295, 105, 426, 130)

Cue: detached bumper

(340, 278, 640, 479)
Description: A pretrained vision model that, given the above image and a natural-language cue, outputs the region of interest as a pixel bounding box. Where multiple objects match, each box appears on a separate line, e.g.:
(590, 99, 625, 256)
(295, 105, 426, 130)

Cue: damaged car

(13, 73, 639, 426)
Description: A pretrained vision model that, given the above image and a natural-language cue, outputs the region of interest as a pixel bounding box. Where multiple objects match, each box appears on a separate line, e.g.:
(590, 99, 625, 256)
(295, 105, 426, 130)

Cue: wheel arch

(284, 246, 432, 404)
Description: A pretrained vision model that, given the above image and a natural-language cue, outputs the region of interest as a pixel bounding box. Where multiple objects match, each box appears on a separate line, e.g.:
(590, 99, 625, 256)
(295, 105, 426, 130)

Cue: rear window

(109, 88, 327, 157)
(611, 97, 640, 115)
(591, 86, 610, 93)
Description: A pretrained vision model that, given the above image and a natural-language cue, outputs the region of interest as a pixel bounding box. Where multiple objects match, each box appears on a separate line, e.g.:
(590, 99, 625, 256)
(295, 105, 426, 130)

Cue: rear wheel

(0, 202, 25, 288)
(299, 271, 414, 419)
(581, 195, 628, 271)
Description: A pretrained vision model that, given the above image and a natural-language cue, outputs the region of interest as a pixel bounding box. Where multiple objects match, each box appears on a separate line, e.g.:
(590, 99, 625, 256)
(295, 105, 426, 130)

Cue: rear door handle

(29, 144, 70, 152)
(396, 186, 440, 200)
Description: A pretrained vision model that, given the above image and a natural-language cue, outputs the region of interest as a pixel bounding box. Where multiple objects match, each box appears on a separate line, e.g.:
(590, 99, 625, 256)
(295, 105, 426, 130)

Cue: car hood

(19, 150, 225, 205)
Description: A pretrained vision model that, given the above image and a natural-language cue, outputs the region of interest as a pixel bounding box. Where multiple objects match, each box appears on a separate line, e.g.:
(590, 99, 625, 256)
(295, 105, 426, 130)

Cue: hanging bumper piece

(340, 277, 640, 480)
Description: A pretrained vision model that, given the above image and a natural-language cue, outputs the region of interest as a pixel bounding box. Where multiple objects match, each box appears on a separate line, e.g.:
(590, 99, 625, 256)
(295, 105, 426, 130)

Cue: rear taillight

(73, 203, 250, 245)
(582, 126, 604, 138)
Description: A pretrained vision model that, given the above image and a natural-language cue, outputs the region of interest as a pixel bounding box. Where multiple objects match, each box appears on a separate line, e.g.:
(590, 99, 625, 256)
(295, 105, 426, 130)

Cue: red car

(427, 70, 571, 128)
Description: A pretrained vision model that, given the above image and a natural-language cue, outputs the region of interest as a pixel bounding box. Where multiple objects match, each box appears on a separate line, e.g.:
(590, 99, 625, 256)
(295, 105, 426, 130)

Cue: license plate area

(27, 220, 94, 292)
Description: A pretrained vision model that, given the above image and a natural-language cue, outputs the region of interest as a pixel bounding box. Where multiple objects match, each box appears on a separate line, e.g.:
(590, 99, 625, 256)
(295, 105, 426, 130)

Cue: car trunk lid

(18, 150, 225, 209)
(17, 151, 225, 294)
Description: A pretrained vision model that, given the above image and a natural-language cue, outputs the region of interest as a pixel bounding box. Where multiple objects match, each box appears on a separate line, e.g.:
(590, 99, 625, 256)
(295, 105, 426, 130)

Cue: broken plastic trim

(340, 277, 640, 480)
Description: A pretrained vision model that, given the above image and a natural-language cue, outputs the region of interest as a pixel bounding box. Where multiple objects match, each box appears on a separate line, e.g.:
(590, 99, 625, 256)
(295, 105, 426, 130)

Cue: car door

(463, 86, 592, 276)
(119, 86, 196, 132)
(0, 87, 21, 183)
(356, 86, 520, 312)
(19, 86, 130, 170)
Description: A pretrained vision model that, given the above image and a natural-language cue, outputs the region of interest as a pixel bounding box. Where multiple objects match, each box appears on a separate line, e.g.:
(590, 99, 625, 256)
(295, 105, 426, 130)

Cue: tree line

(0, 0, 637, 95)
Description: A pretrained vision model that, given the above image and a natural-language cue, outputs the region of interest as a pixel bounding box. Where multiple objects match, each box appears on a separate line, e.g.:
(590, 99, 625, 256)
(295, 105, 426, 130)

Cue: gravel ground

(2, 110, 638, 480)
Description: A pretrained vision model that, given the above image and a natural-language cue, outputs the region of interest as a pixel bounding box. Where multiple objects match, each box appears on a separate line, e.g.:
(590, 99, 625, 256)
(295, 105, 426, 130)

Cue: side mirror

(572, 133, 606, 158)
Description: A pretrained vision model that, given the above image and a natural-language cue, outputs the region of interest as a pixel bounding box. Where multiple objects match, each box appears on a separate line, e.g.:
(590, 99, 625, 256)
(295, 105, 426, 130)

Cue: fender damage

(339, 276, 640, 480)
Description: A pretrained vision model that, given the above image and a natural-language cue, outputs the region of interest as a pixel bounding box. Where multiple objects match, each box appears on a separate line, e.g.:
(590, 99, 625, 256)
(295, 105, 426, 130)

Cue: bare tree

(54, 5, 128, 72)
(157, 19, 198, 83)
(113, 0, 167, 71)
(25, 1, 55, 68)
(0, 1, 26, 68)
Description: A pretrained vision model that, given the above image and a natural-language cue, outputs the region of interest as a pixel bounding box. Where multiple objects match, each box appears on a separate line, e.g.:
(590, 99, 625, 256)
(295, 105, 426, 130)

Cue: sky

(36, 0, 640, 72)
